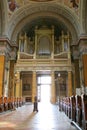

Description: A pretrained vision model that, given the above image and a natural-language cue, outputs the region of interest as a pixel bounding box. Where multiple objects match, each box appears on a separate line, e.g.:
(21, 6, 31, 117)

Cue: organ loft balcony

(15, 26, 72, 72)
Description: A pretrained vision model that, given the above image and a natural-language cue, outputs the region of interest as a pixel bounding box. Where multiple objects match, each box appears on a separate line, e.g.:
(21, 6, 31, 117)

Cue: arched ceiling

(8, 3, 80, 45)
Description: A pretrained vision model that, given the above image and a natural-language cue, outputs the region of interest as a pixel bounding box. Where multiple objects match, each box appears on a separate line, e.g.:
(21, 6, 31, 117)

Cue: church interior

(0, 0, 87, 130)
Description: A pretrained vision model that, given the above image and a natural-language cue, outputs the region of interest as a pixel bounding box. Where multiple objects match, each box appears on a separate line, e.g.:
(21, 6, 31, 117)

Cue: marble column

(0, 55, 5, 96)
(9, 60, 15, 97)
(20, 79, 22, 97)
(24, 33, 27, 53)
(50, 71, 56, 103)
(15, 72, 21, 97)
(32, 71, 37, 102)
(34, 26, 38, 59)
(82, 54, 87, 94)
(51, 26, 54, 59)
(67, 71, 72, 96)
(61, 31, 64, 52)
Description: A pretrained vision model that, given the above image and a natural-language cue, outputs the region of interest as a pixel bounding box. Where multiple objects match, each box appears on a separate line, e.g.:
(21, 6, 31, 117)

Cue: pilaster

(0, 37, 17, 97)
(78, 37, 87, 94)
(32, 71, 37, 102)
(50, 71, 56, 103)
(15, 72, 21, 97)
(67, 71, 72, 96)
(0, 55, 5, 96)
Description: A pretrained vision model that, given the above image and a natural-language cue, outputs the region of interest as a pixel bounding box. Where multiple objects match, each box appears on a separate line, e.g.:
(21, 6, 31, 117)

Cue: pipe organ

(17, 26, 71, 60)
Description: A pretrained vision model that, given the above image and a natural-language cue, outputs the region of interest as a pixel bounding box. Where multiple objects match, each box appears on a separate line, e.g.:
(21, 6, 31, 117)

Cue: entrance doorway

(37, 75, 51, 103)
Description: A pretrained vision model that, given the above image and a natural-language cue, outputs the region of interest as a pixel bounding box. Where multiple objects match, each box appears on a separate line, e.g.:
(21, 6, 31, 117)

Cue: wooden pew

(65, 97, 69, 116)
(4, 97, 8, 111)
(68, 97, 71, 119)
(70, 95, 76, 122)
(0, 97, 4, 112)
(62, 97, 66, 112)
(19, 97, 22, 107)
(22, 97, 25, 105)
(17, 97, 20, 107)
(75, 95, 82, 127)
(81, 94, 87, 130)
(8, 97, 14, 110)
(14, 97, 17, 108)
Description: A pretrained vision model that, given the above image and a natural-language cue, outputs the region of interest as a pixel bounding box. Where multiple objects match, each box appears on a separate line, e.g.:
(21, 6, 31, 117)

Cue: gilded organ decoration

(28, 38, 34, 54)
(18, 32, 35, 59)
(54, 31, 70, 54)
(54, 39, 61, 54)
(18, 27, 70, 60)
(37, 36, 51, 55)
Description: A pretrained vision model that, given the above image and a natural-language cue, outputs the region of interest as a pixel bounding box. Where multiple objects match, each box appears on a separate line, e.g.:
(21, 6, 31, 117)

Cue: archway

(37, 75, 51, 103)
(7, 3, 80, 45)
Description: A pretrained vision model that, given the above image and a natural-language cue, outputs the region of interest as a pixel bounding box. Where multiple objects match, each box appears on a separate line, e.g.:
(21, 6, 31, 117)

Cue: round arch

(7, 3, 81, 44)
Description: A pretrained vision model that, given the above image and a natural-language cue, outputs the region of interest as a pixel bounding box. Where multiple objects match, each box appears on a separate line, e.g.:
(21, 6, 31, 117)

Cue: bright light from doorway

(38, 76, 51, 103)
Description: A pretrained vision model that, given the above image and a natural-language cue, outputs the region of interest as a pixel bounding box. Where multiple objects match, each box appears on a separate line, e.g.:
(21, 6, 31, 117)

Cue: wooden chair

(22, 97, 25, 105)
(19, 97, 22, 107)
(17, 97, 19, 107)
(4, 97, 8, 111)
(70, 95, 76, 122)
(75, 95, 82, 127)
(14, 97, 17, 108)
(8, 97, 14, 110)
(0, 97, 4, 112)
(68, 97, 71, 119)
(81, 94, 87, 130)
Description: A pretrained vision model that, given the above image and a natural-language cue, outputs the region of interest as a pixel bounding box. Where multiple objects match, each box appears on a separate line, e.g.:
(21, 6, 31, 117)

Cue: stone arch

(7, 3, 81, 44)
(0, 0, 8, 36)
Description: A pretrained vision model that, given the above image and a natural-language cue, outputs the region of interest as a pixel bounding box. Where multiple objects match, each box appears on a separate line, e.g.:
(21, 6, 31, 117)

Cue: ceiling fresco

(7, 0, 79, 17)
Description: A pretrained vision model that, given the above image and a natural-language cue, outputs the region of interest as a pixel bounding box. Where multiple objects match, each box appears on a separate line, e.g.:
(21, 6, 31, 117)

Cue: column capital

(78, 37, 87, 56)
(0, 38, 17, 60)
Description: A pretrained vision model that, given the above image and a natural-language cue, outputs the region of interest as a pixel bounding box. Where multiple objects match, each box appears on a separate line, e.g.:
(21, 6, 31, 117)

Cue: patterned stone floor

(0, 102, 77, 130)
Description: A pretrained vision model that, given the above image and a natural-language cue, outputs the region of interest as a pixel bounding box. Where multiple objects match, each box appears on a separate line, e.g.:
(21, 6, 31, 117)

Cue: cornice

(0, 37, 17, 60)
(0, 37, 18, 48)
(76, 34, 87, 45)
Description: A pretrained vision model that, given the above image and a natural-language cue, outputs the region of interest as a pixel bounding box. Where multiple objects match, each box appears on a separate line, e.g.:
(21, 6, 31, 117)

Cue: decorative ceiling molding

(7, 0, 79, 17)
(7, 3, 80, 44)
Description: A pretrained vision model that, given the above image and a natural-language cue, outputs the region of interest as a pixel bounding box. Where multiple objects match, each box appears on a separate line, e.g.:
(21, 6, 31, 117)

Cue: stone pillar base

(50, 97, 56, 104)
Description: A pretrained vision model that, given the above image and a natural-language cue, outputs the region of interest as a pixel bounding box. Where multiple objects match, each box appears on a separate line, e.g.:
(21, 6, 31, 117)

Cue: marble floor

(0, 102, 77, 130)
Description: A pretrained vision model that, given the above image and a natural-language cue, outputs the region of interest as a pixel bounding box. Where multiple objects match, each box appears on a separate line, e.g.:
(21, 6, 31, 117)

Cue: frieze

(15, 63, 72, 72)
(15, 67, 72, 72)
